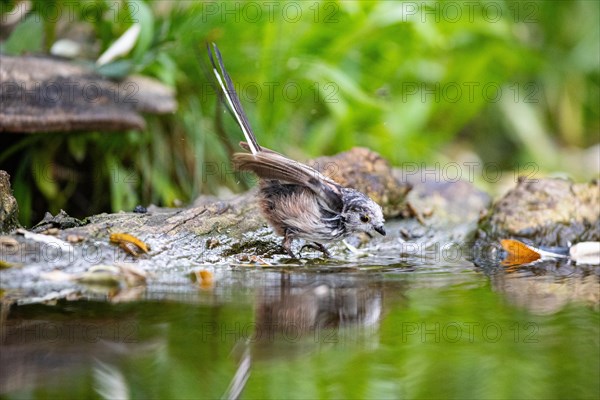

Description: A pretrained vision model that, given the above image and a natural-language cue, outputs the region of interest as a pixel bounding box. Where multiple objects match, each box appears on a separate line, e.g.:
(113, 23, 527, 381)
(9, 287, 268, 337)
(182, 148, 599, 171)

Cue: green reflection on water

(1, 271, 598, 399)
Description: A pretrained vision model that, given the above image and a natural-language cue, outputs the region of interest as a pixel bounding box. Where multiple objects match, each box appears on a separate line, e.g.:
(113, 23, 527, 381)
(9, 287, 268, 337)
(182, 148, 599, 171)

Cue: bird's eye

(360, 215, 370, 223)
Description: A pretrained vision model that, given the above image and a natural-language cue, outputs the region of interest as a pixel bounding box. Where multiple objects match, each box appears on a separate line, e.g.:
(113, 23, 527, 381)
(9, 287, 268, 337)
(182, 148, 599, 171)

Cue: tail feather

(208, 43, 261, 155)
(239, 141, 281, 155)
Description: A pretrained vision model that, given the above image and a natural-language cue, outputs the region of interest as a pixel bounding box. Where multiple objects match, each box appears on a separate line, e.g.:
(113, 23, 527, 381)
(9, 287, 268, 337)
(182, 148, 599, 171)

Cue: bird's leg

(315, 242, 332, 258)
(299, 242, 331, 258)
(281, 233, 297, 258)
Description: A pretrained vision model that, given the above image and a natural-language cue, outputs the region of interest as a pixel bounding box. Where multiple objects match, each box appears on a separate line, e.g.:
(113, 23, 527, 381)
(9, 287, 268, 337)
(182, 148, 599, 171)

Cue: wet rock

(311, 147, 411, 218)
(404, 179, 491, 226)
(481, 178, 599, 244)
(474, 177, 600, 267)
(0, 170, 20, 233)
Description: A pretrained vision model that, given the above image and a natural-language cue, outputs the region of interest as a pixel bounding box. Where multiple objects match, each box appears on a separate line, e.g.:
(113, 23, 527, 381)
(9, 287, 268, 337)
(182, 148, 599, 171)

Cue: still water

(1, 260, 598, 399)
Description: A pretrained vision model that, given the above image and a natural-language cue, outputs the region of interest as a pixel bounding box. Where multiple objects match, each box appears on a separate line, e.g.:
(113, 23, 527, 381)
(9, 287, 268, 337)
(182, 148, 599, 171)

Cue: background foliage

(1, 0, 598, 225)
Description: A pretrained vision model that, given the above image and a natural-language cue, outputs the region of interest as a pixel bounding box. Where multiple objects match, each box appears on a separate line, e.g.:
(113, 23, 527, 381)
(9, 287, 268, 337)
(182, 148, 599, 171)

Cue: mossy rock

(474, 177, 600, 267)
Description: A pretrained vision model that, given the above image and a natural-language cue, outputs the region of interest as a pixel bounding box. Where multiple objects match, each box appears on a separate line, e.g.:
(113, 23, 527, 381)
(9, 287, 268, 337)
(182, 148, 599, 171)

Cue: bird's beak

(374, 225, 386, 236)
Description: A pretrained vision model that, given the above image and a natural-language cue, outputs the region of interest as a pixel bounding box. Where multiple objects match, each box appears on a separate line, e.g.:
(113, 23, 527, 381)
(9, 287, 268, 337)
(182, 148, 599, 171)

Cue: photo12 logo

(201, 81, 339, 105)
(396, 1, 538, 24)
(399, 321, 540, 343)
(398, 162, 540, 184)
(1, 321, 139, 345)
(1, 2, 137, 24)
(199, 2, 339, 24)
(1, 81, 139, 106)
(401, 82, 540, 104)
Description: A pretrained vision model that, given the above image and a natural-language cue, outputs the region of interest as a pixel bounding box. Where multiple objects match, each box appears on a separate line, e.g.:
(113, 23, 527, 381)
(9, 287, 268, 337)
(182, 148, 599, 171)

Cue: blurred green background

(1, 0, 598, 226)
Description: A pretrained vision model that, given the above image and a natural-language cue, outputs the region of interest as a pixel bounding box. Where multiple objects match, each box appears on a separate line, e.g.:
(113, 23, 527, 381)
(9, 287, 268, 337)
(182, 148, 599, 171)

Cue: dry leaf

(119, 242, 142, 257)
(196, 269, 214, 289)
(501, 239, 541, 266)
(0, 260, 15, 269)
(110, 233, 150, 256)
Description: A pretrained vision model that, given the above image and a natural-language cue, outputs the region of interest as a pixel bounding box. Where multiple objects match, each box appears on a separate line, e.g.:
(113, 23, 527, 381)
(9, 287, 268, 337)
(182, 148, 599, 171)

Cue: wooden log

(0, 55, 176, 133)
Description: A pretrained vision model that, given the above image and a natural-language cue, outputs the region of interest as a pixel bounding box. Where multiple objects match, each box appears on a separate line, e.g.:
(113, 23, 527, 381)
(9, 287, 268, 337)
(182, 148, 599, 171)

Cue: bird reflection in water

(224, 273, 386, 399)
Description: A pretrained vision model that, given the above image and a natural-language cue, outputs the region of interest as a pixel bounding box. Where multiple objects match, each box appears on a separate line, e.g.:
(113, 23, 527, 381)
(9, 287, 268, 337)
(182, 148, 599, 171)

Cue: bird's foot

(299, 242, 331, 258)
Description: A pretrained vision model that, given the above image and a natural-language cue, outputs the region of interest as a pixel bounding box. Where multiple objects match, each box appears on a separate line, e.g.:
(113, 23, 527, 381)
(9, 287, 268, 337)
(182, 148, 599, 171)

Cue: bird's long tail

(208, 43, 262, 155)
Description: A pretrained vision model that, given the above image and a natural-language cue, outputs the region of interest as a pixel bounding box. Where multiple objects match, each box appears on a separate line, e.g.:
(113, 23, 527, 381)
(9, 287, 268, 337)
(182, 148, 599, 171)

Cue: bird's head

(341, 190, 386, 236)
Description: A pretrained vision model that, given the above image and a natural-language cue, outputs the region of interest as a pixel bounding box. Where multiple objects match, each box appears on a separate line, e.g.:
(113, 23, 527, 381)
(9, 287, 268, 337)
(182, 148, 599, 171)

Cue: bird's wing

(233, 150, 344, 213)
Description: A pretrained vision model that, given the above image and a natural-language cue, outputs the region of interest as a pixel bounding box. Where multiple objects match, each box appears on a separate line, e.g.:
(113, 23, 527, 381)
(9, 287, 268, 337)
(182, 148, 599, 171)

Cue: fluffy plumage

(209, 44, 385, 258)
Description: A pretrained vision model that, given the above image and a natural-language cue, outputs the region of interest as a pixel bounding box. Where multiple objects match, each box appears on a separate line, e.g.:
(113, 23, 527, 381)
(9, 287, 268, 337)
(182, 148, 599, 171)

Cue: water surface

(1, 259, 598, 399)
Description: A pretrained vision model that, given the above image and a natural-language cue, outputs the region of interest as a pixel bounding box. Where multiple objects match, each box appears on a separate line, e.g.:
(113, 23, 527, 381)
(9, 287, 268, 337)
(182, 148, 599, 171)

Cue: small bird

(208, 44, 386, 258)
